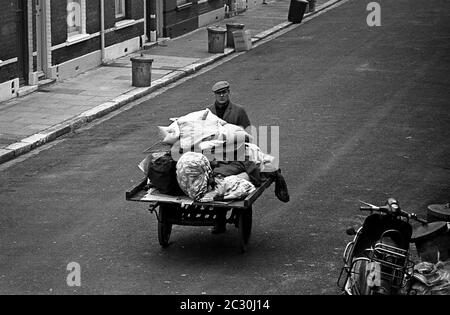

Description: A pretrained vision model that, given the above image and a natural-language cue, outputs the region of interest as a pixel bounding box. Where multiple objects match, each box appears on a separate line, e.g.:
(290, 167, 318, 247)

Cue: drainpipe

(100, 0, 106, 64)
(27, 0, 34, 85)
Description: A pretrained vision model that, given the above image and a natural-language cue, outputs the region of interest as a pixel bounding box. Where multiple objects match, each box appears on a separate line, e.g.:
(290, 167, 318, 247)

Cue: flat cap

(212, 81, 230, 93)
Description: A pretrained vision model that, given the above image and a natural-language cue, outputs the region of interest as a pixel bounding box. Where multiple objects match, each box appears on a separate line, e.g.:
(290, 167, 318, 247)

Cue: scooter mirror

(346, 227, 357, 236)
(388, 197, 399, 208)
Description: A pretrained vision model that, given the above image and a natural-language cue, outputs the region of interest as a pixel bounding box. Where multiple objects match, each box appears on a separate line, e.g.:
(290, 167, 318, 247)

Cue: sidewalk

(0, 0, 341, 165)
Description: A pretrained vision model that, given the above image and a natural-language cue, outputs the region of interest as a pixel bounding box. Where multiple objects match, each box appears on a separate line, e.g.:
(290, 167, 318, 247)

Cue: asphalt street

(0, 0, 449, 295)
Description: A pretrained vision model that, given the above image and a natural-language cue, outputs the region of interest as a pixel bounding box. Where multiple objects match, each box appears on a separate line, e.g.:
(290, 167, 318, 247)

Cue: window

(115, 0, 126, 19)
(114, 0, 137, 29)
(177, 0, 188, 5)
(66, 0, 86, 39)
(176, 0, 192, 10)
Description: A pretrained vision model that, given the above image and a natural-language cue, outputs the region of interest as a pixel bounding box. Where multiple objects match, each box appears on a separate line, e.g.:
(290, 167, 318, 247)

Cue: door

(155, 0, 163, 38)
(36, 0, 49, 79)
(16, 0, 28, 85)
(146, 0, 164, 40)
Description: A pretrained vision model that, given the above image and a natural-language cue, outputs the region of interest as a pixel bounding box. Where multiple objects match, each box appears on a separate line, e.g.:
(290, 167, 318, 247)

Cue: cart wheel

(238, 208, 252, 253)
(158, 206, 172, 248)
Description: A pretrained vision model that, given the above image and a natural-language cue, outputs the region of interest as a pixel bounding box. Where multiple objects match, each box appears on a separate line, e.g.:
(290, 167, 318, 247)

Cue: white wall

(0, 78, 19, 103)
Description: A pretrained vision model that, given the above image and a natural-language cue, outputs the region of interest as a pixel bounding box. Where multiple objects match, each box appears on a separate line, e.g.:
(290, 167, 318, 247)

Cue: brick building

(0, 0, 227, 103)
(0, 0, 147, 102)
(157, 0, 225, 39)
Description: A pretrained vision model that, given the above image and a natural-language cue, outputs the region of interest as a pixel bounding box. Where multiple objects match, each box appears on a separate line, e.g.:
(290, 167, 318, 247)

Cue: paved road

(1, 0, 449, 295)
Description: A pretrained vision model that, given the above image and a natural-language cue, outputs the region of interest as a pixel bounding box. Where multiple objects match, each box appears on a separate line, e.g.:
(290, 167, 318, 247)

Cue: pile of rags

(410, 260, 450, 295)
(138, 108, 287, 202)
(175, 151, 256, 202)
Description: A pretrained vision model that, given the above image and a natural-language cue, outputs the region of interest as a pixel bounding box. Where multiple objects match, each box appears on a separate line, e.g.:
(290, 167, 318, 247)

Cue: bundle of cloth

(175, 151, 212, 200)
(138, 108, 281, 202)
(409, 260, 450, 295)
(138, 146, 183, 196)
(175, 151, 257, 202)
(200, 174, 257, 203)
(157, 108, 278, 173)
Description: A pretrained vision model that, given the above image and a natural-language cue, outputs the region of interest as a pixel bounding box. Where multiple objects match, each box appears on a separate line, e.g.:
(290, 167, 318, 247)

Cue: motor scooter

(337, 198, 429, 295)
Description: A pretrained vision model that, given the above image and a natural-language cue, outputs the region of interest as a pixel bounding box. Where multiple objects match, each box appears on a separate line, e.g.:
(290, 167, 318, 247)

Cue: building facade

(0, 0, 148, 102)
(0, 0, 227, 103)
(157, 0, 225, 39)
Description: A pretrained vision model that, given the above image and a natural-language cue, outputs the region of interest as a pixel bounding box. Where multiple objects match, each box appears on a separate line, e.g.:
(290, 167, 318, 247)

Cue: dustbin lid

(226, 23, 245, 29)
(207, 26, 226, 33)
(130, 55, 154, 63)
(411, 221, 448, 242)
(428, 203, 450, 221)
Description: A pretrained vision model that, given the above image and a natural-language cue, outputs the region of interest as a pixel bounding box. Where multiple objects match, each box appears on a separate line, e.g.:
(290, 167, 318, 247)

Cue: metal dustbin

(130, 54, 153, 87)
(287, 0, 309, 24)
(226, 23, 245, 48)
(412, 221, 448, 263)
(426, 203, 450, 261)
(307, 0, 316, 12)
(207, 26, 227, 53)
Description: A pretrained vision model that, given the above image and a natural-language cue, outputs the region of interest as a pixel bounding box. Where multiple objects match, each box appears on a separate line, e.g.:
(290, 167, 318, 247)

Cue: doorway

(146, 0, 164, 40)
(36, 0, 49, 79)
(16, 0, 28, 85)
(155, 0, 163, 38)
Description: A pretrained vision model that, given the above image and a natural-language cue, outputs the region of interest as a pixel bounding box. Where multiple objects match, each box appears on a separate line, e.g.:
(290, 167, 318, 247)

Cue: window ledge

(0, 58, 18, 67)
(176, 2, 193, 11)
(66, 33, 91, 45)
(197, 0, 207, 3)
(115, 19, 136, 30)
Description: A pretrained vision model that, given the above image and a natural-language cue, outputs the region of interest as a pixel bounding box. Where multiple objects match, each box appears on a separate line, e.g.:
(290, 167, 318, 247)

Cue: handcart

(125, 176, 274, 252)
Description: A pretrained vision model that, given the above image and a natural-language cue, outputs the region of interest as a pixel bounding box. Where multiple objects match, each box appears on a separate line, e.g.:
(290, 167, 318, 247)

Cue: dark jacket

(208, 101, 251, 129)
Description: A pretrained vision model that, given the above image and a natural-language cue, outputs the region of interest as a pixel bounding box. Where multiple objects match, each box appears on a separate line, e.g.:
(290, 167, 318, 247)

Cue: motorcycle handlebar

(360, 206, 376, 211)
(359, 204, 428, 224)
